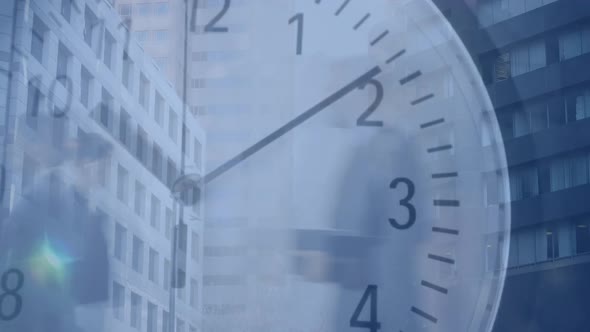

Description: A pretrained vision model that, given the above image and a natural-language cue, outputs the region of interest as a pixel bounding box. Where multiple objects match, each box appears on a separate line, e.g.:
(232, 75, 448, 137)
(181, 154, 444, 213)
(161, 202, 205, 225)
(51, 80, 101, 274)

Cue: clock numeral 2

(350, 285, 381, 332)
(191, 0, 231, 33)
(356, 79, 384, 127)
(289, 13, 304, 55)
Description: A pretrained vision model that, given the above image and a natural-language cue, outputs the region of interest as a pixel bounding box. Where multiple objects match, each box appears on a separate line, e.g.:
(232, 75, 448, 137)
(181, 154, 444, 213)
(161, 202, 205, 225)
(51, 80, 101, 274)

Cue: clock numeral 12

(289, 13, 304, 55)
(350, 285, 381, 332)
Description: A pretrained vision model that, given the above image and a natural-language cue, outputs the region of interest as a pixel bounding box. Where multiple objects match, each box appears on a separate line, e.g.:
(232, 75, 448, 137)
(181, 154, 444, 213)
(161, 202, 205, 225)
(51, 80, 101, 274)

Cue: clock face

(197, 0, 511, 332)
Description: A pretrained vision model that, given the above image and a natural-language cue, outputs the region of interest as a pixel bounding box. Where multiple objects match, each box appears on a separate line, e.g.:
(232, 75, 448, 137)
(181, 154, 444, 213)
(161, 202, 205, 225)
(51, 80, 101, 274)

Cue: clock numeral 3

(350, 285, 381, 332)
(356, 79, 384, 127)
(389, 178, 416, 230)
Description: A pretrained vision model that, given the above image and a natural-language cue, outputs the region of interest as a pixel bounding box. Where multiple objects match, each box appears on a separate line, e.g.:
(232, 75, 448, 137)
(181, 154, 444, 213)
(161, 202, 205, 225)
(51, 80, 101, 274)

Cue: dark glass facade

(434, 0, 590, 330)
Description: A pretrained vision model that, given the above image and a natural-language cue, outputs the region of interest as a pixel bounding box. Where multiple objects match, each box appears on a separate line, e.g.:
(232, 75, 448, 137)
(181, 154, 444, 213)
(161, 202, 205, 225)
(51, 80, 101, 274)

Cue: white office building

(0, 0, 205, 331)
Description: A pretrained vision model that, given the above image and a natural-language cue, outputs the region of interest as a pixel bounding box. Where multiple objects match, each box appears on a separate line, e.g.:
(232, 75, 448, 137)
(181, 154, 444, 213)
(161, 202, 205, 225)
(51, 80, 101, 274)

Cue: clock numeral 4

(350, 285, 381, 332)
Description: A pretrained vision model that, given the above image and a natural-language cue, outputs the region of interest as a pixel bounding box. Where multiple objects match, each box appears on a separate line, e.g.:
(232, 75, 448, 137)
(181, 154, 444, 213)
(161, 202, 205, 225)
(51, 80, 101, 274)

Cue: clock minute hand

(203, 65, 383, 184)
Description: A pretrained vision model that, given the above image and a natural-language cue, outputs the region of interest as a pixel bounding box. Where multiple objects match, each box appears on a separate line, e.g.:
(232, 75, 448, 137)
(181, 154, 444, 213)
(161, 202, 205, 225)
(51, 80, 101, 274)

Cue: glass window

(148, 248, 159, 283)
(550, 158, 566, 192)
(152, 144, 163, 180)
(513, 109, 530, 137)
(112, 282, 125, 320)
(575, 220, 590, 254)
(114, 223, 127, 263)
(156, 3, 169, 15)
(566, 88, 590, 122)
(139, 73, 150, 110)
(194, 138, 202, 168)
(136, 30, 148, 43)
(136, 126, 147, 165)
(165, 208, 173, 240)
(100, 88, 113, 129)
(119, 4, 132, 17)
(492, 0, 510, 23)
(22, 154, 38, 193)
(494, 52, 511, 82)
(147, 302, 158, 332)
(163, 258, 171, 290)
(61, 0, 73, 22)
(104, 31, 115, 70)
(162, 311, 170, 332)
(56, 43, 71, 85)
(150, 194, 161, 229)
(137, 3, 151, 16)
(546, 227, 560, 259)
(169, 109, 178, 143)
(31, 16, 46, 64)
(190, 278, 198, 308)
(154, 91, 164, 125)
(122, 54, 133, 92)
(560, 30, 583, 61)
(517, 227, 536, 265)
(510, 165, 539, 200)
(132, 236, 144, 273)
(567, 155, 588, 187)
(167, 158, 177, 188)
(177, 318, 185, 332)
(80, 67, 92, 108)
(529, 103, 548, 132)
(84, 6, 102, 56)
(154, 30, 168, 41)
(117, 165, 129, 203)
(119, 108, 130, 148)
(130, 292, 142, 329)
(26, 81, 42, 129)
(183, 125, 191, 157)
(510, 44, 529, 76)
(134, 181, 146, 217)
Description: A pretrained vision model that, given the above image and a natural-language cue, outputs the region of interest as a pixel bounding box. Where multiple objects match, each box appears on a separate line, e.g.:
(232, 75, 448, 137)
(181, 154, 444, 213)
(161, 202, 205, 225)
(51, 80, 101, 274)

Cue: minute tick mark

(420, 118, 445, 129)
(386, 49, 406, 64)
(428, 254, 455, 265)
(411, 93, 435, 106)
(411, 306, 438, 323)
(400, 70, 422, 85)
(335, 0, 352, 16)
(370, 30, 389, 46)
(353, 13, 370, 30)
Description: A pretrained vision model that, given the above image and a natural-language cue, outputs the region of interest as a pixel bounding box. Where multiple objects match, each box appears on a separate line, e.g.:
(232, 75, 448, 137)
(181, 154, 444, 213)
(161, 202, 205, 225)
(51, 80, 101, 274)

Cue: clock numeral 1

(350, 285, 381, 332)
(289, 13, 304, 55)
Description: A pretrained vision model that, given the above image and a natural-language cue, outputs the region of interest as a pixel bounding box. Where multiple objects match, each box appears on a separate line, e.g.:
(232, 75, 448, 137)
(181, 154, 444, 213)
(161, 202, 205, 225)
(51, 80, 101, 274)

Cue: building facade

(433, 0, 590, 331)
(0, 0, 204, 331)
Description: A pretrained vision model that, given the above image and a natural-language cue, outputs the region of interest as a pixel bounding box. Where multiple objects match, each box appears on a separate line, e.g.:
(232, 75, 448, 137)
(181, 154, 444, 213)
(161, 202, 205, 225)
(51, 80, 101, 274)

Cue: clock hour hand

(203, 65, 382, 184)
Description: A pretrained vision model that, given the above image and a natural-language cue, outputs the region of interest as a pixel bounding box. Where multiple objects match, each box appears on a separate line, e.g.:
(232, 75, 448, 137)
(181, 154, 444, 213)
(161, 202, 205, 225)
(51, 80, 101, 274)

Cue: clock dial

(198, 0, 510, 332)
